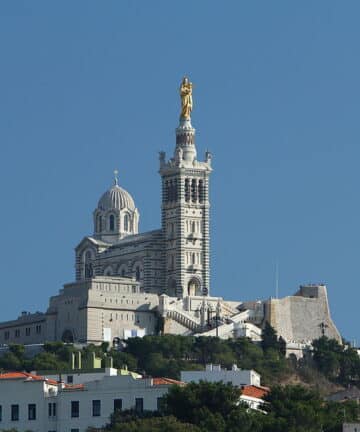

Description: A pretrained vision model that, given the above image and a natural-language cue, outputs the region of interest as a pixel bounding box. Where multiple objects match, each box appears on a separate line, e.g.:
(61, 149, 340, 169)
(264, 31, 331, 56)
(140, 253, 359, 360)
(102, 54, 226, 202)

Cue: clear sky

(0, 1, 359, 343)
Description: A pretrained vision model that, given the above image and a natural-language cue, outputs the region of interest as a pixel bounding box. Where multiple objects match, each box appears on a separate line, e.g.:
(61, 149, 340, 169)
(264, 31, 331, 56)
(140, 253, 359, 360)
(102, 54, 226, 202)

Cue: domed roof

(98, 183, 136, 211)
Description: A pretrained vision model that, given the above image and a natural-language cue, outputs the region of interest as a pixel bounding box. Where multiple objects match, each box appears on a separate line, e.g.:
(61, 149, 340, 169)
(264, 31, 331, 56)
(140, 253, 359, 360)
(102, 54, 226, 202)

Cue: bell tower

(159, 77, 212, 298)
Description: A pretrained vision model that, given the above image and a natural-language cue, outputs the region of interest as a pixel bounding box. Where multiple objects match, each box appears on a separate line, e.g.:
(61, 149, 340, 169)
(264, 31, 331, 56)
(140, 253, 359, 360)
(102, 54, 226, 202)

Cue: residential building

(0, 371, 182, 432)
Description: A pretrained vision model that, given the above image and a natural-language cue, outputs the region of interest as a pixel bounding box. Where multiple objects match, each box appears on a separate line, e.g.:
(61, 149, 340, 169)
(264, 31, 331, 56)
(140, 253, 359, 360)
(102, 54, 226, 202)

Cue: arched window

(84, 250, 93, 279)
(118, 264, 128, 277)
(169, 180, 174, 202)
(191, 179, 197, 203)
(104, 266, 113, 276)
(97, 215, 102, 232)
(188, 278, 201, 296)
(164, 180, 170, 202)
(124, 214, 129, 231)
(174, 179, 178, 202)
(185, 178, 190, 202)
(135, 266, 140, 281)
(167, 278, 177, 297)
(198, 180, 204, 203)
(62, 329, 74, 343)
(109, 215, 115, 231)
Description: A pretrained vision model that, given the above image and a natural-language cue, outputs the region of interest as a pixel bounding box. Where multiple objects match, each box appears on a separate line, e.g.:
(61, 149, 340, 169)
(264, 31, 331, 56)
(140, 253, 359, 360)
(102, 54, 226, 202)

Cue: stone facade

(264, 284, 341, 344)
(159, 117, 212, 298)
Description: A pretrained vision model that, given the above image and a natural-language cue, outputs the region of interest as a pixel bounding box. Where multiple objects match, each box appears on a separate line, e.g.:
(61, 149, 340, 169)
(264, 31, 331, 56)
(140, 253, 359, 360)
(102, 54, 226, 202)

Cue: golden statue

(180, 77, 193, 119)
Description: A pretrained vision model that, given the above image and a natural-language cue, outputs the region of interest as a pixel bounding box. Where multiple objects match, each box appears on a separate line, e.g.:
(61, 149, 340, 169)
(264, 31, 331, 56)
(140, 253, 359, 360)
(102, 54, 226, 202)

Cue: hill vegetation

(0, 327, 359, 391)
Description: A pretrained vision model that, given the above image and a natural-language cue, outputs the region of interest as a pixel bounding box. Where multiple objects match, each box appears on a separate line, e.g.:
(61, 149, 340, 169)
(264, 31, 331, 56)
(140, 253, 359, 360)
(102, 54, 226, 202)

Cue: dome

(98, 184, 136, 211)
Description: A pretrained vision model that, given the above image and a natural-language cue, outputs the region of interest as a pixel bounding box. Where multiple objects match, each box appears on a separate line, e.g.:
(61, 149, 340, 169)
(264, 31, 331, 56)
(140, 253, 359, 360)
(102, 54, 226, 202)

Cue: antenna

(275, 261, 279, 299)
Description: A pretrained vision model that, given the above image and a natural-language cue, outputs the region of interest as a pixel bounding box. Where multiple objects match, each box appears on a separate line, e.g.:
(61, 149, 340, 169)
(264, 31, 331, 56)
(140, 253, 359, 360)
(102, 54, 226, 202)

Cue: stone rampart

(265, 285, 341, 343)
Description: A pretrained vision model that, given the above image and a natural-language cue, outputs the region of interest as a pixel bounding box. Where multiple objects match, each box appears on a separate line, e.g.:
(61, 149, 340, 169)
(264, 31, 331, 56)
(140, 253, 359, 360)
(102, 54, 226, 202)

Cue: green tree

(261, 323, 280, 353)
(99, 415, 201, 432)
(263, 385, 324, 432)
(32, 352, 67, 371)
(164, 381, 240, 425)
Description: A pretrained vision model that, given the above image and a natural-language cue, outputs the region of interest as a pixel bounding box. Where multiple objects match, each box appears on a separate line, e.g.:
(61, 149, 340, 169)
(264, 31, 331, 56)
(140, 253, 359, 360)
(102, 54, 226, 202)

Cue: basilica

(0, 78, 341, 352)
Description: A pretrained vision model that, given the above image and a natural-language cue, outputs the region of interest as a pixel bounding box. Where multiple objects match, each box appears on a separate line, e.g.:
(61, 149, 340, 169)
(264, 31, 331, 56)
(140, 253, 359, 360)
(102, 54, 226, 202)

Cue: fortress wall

(265, 285, 341, 343)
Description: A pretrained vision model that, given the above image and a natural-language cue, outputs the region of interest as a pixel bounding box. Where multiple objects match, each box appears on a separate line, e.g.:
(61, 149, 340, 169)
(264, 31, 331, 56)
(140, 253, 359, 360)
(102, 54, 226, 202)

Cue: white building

(181, 363, 261, 387)
(239, 385, 269, 411)
(181, 364, 269, 412)
(0, 371, 182, 432)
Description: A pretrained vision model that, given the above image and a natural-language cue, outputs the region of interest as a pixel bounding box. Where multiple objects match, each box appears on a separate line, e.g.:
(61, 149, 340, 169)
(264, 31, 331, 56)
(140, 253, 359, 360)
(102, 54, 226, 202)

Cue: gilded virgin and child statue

(180, 77, 193, 120)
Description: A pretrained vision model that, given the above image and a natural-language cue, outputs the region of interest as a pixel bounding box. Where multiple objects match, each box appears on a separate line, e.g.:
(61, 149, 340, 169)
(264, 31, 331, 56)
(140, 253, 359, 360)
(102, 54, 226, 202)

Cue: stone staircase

(166, 309, 201, 332)
(195, 310, 252, 338)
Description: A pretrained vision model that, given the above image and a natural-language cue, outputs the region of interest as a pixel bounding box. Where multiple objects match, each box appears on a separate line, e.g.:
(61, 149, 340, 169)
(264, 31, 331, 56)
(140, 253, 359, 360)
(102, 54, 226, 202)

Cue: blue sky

(0, 1, 359, 342)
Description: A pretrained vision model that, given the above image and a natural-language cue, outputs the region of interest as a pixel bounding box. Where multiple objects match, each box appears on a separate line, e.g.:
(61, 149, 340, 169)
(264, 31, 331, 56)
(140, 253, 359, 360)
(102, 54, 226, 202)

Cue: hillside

(0, 331, 358, 395)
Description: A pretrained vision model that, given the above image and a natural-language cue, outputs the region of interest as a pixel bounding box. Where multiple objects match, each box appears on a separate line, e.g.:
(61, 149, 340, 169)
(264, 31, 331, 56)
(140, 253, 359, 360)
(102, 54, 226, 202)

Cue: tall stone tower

(159, 77, 212, 298)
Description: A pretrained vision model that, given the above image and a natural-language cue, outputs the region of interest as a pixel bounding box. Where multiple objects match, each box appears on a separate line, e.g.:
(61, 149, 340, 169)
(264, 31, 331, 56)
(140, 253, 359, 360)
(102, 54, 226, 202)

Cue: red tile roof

(63, 384, 85, 391)
(0, 372, 58, 385)
(152, 377, 185, 386)
(241, 385, 269, 399)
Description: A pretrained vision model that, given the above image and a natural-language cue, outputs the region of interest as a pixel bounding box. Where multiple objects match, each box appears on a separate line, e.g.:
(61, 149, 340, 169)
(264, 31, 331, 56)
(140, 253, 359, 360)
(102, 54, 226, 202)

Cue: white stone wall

(181, 365, 261, 387)
(0, 374, 172, 432)
(0, 379, 58, 432)
(343, 424, 360, 432)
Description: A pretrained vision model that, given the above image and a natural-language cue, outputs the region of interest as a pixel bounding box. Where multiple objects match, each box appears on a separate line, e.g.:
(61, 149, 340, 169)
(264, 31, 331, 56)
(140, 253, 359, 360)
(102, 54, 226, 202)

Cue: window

(97, 215, 102, 232)
(157, 397, 166, 412)
(11, 404, 19, 421)
(191, 178, 197, 202)
(15, 329, 20, 338)
(84, 250, 93, 279)
(0, 404, 2, 421)
(92, 400, 101, 417)
(114, 399, 122, 412)
(124, 214, 129, 231)
(48, 402, 57, 417)
(71, 401, 79, 418)
(109, 214, 115, 231)
(67, 375, 73, 384)
(25, 327, 31, 336)
(71, 429, 79, 432)
(185, 178, 190, 202)
(4, 331, 9, 340)
(36, 325, 41, 334)
(198, 179, 204, 202)
(135, 266, 140, 281)
(135, 398, 143, 413)
(28, 404, 36, 420)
